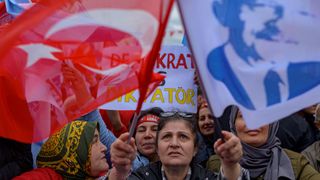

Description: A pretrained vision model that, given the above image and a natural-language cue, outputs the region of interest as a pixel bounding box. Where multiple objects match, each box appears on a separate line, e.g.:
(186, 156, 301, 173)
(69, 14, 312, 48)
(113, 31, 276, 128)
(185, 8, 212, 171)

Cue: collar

(161, 165, 191, 180)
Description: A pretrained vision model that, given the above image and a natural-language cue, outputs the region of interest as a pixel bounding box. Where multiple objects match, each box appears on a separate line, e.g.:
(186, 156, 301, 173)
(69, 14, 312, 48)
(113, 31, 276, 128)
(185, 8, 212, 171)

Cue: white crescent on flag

(45, 9, 159, 57)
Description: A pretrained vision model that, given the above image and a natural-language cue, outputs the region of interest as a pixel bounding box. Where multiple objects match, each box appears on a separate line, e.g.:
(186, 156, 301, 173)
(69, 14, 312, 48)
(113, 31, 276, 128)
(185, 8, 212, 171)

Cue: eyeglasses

(160, 112, 194, 119)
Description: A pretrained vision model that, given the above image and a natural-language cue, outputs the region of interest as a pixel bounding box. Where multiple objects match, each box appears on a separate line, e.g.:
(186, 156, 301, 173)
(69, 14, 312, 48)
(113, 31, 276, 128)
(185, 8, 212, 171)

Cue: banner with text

(100, 45, 197, 113)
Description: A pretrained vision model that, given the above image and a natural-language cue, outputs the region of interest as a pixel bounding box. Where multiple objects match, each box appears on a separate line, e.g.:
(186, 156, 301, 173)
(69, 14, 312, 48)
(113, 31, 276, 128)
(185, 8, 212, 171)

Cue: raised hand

(214, 131, 243, 180)
(109, 132, 137, 179)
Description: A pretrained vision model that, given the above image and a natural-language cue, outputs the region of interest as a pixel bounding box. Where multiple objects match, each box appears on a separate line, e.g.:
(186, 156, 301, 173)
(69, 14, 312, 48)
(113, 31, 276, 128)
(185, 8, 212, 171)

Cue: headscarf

(229, 106, 295, 180)
(132, 107, 163, 136)
(136, 114, 160, 128)
(37, 120, 98, 179)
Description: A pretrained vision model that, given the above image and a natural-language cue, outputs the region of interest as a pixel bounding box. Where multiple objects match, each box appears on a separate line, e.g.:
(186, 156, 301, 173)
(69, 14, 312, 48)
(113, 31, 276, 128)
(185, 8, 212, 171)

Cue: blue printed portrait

(207, 0, 320, 110)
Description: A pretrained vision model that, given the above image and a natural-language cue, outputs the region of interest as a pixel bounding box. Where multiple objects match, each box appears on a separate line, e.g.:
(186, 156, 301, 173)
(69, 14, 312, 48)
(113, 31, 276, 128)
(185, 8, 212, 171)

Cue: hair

(196, 103, 216, 135)
(156, 113, 199, 148)
(196, 104, 204, 132)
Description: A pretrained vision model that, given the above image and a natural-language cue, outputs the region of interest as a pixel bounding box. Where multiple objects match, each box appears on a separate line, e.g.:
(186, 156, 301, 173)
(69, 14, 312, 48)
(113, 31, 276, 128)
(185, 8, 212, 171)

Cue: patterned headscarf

(37, 120, 98, 179)
(229, 106, 295, 180)
(136, 114, 160, 128)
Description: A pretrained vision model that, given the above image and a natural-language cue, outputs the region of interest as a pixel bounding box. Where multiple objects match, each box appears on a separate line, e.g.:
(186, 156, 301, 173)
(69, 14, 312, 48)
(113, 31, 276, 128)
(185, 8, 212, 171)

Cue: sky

(163, 3, 185, 45)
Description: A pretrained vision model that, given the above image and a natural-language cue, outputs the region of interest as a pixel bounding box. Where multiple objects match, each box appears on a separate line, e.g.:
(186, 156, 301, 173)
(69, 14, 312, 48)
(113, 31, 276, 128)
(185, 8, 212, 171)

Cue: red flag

(0, 0, 173, 143)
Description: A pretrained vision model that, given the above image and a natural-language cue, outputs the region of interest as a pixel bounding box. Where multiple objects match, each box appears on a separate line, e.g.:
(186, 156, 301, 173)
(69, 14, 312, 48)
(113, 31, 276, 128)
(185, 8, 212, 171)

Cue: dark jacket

(129, 161, 217, 180)
(276, 114, 317, 152)
(194, 133, 215, 168)
(0, 138, 33, 180)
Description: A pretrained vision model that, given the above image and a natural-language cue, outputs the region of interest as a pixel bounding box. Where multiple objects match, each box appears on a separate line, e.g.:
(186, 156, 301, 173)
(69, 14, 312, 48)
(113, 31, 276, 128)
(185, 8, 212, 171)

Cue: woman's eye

(161, 134, 170, 140)
(137, 128, 146, 133)
(180, 134, 189, 140)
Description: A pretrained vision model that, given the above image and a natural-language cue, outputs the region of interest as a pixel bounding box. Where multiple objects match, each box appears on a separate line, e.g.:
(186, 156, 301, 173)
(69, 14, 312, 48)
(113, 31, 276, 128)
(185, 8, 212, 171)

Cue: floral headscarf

(37, 120, 98, 179)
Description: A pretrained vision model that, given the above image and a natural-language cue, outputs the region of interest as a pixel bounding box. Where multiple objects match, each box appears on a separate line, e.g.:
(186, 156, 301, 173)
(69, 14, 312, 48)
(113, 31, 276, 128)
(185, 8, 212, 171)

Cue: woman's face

(90, 129, 108, 177)
(235, 111, 269, 147)
(157, 120, 196, 167)
(135, 121, 158, 158)
(198, 107, 215, 136)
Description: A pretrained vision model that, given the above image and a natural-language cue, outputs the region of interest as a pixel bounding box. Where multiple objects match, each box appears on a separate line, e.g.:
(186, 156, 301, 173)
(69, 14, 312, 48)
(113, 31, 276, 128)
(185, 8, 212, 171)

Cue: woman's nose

(144, 129, 153, 138)
(100, 142, 107, 153)
(169, 136, 180, 148)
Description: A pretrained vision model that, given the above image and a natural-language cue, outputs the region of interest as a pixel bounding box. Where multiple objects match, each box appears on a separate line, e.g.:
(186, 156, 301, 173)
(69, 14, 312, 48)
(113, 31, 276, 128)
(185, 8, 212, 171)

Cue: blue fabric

(31, 141, 44, 168)
(1, 0, 32, 16)
(194, 133, 215, 167)
(80, 109, 116, 166)
(132, 152, 150, 171)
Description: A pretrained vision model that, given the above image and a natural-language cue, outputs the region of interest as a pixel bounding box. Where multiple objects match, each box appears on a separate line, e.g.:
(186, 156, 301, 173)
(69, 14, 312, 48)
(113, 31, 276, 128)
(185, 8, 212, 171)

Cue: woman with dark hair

(207, 106, 320, 179)
(194, 102, 216, 167)
(126, 112, 248, 180)
(131, 107, 164, 170)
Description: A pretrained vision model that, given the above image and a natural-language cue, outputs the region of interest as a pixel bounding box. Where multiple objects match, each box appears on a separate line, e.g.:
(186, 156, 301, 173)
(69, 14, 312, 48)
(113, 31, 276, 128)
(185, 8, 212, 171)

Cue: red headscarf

(136, 114, 160, 128)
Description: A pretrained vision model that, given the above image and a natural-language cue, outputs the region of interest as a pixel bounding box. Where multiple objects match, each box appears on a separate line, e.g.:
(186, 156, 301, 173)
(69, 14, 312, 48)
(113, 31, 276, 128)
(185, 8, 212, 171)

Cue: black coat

(276, 114, 318, 152)
(128, 161, 217, 180)
(0, 138, 33, 180)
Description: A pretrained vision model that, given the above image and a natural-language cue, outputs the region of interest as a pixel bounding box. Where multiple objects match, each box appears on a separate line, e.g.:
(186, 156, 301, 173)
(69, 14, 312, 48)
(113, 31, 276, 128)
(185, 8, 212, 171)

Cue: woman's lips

(246, 129, 261, 135)
(142, 143, 155, 148)
(168, 151, 182, 156)
(202, 124, 214, 130)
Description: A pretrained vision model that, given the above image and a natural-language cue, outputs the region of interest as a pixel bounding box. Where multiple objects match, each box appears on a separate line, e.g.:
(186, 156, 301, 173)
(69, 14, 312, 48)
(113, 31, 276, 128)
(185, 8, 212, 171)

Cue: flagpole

(127, 0, 174, 143)
(176, 0, 225, 141)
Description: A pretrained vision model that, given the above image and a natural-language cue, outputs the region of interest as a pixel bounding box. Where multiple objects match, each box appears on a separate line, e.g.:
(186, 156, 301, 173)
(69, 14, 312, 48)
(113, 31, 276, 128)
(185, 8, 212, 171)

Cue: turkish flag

(0, 0, 173, 143)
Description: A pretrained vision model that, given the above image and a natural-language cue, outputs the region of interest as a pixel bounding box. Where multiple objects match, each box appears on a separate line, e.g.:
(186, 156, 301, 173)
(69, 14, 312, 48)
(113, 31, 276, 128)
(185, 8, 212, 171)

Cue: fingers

(111, 133, 136, 154)
(214, 131, 237, 152)
(111, 155, 132, 166)
(214, 131, 242, 165)
(111, 133, 136, 167)
(61, 63, 83, 83)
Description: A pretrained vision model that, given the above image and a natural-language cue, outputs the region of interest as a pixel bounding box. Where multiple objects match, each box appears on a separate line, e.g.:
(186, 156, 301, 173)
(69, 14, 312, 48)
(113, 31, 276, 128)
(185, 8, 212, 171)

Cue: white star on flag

(18, 43, 61, 68)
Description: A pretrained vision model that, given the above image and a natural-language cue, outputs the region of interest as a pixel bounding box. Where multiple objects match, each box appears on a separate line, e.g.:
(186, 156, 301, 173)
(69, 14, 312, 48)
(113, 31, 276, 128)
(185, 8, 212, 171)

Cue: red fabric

(13, 168, 63, 180)
(136, 114, 160, 128)
(113, 125, 129, 138)
(128, 0, 174, 132)
(100, 110, 134, 137)
(0, 0, 173, 143)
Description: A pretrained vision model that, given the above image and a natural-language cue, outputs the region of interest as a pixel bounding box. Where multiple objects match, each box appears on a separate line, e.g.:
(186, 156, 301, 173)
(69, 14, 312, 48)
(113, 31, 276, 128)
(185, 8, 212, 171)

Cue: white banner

(178, 0, 320, 128)
(100, 45, 197, 113)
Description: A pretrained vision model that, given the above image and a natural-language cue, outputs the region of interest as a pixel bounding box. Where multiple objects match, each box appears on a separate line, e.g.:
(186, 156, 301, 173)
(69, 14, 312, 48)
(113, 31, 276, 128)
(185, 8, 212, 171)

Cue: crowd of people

(1, 1, 320, 180)
(1, 74, 319, 179)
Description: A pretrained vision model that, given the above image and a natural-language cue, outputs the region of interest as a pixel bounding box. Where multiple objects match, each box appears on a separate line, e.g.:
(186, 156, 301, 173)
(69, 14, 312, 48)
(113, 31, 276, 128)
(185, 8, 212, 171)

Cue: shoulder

(284, 149, 320, 180)
(13, 168, 62, 180)
(302, 141, 320, 171)
(191, 164, 217, 179)
(284, 148, 310, 172)
(128, 162, 162, 180)
(284, 148, 303, 158)
(206, 154, 221, 173)
(132, 153, 150, 171)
